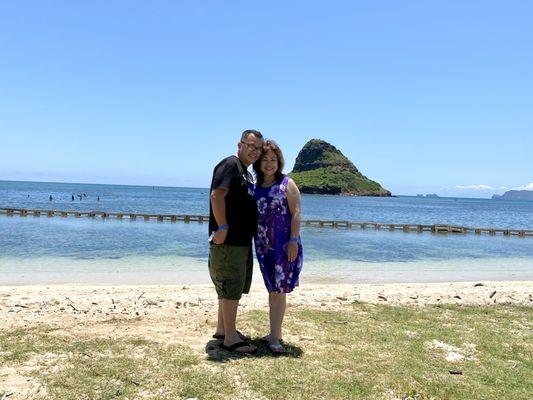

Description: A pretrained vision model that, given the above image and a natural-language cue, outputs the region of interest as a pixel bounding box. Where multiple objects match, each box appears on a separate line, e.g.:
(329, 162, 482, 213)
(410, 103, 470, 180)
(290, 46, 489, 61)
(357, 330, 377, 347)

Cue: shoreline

(2, 256, 533, 286)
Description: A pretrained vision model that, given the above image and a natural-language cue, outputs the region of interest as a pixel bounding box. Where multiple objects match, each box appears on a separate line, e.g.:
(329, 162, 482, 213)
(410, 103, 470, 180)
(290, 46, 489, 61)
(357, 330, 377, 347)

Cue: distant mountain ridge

(289, 139, 391, 196)
(492, 190, 533, 201)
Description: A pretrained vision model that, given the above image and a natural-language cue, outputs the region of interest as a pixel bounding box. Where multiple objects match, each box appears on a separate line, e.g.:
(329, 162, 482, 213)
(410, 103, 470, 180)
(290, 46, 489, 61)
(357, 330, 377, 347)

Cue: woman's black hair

(253, 139, 285, 184)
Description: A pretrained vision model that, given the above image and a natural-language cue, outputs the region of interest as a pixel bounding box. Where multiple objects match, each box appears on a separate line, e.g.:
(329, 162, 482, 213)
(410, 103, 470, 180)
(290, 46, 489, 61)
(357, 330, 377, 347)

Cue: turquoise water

(1, 180, 533, 284)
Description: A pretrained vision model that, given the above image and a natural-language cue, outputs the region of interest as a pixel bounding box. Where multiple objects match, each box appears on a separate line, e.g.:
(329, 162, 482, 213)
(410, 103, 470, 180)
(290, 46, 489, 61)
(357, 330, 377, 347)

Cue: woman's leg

(269, 292, 286, 342)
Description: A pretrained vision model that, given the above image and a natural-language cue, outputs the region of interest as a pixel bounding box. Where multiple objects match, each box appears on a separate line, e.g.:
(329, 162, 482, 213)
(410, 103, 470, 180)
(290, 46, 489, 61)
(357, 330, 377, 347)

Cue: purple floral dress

(253, 176, 303, 293)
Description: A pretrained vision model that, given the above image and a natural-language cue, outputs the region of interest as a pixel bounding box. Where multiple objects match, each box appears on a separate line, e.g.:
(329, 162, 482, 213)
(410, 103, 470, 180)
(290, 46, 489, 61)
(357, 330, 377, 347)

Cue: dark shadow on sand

(205, 338, 303, 362)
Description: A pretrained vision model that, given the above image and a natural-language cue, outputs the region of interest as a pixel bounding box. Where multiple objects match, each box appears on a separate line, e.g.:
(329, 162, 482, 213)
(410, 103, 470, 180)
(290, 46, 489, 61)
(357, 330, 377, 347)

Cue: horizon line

(0, 179, 510, 200)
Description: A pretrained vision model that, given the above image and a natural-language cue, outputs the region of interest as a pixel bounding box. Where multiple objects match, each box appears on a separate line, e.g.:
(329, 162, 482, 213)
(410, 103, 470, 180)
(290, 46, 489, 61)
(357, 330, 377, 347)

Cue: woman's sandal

(220, 341, 257, 355)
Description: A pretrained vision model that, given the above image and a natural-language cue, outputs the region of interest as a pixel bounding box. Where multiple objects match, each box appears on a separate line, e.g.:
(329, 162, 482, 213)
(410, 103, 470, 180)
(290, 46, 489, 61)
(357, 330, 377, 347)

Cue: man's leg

(209, 244, 226, 337)
(213, 300, 225, 337)
(221, 298, 256, 352)
(214, 244, 252, 338)
(211, 244, 255, 353)
(220, 298, 238, 343)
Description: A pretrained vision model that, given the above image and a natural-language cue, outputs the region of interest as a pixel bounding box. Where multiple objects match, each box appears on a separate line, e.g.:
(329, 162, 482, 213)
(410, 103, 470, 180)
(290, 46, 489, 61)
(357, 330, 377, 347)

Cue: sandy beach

(2, 281, 531, 346)
(1, 281, 532, 399)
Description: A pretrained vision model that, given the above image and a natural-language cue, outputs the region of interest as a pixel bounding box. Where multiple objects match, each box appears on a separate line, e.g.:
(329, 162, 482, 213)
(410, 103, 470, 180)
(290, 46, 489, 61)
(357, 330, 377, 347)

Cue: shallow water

(1, 180, 532, 284)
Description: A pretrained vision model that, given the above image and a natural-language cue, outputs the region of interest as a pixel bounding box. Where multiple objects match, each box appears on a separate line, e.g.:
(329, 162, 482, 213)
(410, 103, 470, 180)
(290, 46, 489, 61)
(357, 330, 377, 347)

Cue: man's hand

(287, 241, 298, 262)
(212, 229, 228, 244)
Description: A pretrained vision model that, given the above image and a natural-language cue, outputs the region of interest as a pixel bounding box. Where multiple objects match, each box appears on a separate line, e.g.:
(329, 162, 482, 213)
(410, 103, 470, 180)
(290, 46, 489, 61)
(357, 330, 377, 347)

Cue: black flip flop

(220, 341, 257, 355)
(212, 330, 248, 340)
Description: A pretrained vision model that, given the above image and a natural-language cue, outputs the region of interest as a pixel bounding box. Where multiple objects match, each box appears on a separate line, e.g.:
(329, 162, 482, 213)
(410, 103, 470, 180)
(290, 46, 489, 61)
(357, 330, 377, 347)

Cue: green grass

(1, 303, 532, 399)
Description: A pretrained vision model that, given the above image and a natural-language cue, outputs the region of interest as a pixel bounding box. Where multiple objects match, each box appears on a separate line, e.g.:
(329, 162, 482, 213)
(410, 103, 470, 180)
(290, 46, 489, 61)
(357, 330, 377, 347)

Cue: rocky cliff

(289, 139, 391, 196)
(492, 190, 533, 201)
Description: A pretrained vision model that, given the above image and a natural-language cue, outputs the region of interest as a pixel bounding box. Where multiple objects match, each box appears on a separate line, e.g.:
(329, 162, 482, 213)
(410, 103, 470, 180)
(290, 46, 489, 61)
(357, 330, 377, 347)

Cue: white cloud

(515, 183, 533, 191)
(454, 184, 494, 190)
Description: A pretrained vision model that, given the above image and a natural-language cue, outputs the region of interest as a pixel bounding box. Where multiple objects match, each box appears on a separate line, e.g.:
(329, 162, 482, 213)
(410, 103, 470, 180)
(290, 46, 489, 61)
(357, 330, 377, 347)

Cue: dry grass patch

(1, 303, 531, 399)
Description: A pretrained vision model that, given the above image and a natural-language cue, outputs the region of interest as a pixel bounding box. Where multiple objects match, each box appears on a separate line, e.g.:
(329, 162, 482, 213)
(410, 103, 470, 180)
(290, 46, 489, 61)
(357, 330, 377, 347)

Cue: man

(208, 129, 264, 354)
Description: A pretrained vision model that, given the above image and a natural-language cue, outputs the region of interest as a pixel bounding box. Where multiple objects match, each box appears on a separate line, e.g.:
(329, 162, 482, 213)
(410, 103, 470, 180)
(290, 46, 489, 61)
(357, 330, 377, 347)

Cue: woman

(252, 140, 303, 354)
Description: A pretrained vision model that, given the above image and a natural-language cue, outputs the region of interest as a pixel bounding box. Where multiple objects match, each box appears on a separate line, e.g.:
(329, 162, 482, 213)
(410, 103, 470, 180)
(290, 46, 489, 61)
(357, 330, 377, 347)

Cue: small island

(492, 190, 533, 201)
(289, 139, 391, 196)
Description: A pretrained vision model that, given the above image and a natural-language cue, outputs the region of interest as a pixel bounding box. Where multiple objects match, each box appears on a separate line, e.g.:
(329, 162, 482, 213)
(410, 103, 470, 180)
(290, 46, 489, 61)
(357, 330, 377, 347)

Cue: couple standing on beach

(208, 129, 303, 355)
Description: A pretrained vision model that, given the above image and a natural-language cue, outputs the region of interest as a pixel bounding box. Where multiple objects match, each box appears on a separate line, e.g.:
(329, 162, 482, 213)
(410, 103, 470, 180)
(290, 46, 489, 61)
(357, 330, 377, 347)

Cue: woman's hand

(287, 241, 298, 262)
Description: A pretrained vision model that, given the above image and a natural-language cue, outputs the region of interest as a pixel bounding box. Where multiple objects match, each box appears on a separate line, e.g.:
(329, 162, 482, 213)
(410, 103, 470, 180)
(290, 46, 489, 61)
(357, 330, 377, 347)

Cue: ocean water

(1, 180, 533, 285)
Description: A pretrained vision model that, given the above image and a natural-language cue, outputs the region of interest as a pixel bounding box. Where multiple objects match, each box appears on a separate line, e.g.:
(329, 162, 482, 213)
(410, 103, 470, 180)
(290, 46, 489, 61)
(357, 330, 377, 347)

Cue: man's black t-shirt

(209, 155, 258, 246)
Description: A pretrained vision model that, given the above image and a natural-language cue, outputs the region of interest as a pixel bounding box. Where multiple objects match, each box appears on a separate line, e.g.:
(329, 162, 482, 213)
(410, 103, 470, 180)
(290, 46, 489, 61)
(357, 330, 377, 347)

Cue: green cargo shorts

(208, 243, 253, 300)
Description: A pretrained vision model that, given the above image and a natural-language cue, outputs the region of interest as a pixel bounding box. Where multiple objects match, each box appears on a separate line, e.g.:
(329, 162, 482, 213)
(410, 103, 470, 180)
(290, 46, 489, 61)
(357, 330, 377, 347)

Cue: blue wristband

(218, 224, 229, 231)
(289, 236, 299, 242)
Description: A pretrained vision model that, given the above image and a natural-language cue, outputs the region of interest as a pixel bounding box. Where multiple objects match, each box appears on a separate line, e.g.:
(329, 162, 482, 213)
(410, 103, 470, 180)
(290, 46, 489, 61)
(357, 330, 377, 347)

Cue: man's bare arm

(210, 188, 229, 244)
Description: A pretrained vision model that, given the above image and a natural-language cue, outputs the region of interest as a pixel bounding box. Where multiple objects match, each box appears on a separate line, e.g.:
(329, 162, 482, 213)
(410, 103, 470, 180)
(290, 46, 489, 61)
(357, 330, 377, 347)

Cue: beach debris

(64, 297, 79, 312)
(1, 392, 15, 399)
(378, 295, 387, 302)
(474, 283, 484, 287)
(454, 295, 462, 299)
(336, 296, 348, 301)
(409, 295, 418, 300)
(67, 304, 79, 312)
(300, 336, 315, 341)
(137, 292, 145, 300)
(175, 301, 182, 309)
(489, 290, 497, 299)
(324, 320, 348, 325)
(449, 370, 463, 375)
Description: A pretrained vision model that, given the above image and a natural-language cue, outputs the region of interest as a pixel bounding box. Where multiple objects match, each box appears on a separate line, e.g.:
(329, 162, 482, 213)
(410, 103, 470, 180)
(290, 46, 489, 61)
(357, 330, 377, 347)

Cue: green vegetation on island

(289, 139, 391, 196)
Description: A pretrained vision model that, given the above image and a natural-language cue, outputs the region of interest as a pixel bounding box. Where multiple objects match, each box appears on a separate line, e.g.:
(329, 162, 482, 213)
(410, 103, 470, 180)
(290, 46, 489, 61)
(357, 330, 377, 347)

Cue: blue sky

(0, 1, 531, 197)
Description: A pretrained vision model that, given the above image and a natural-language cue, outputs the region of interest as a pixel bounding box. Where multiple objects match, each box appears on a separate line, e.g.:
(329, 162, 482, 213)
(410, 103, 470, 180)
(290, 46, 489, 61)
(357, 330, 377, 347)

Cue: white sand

(2, 281, 531, 335)
(0, 281, 531, 399)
